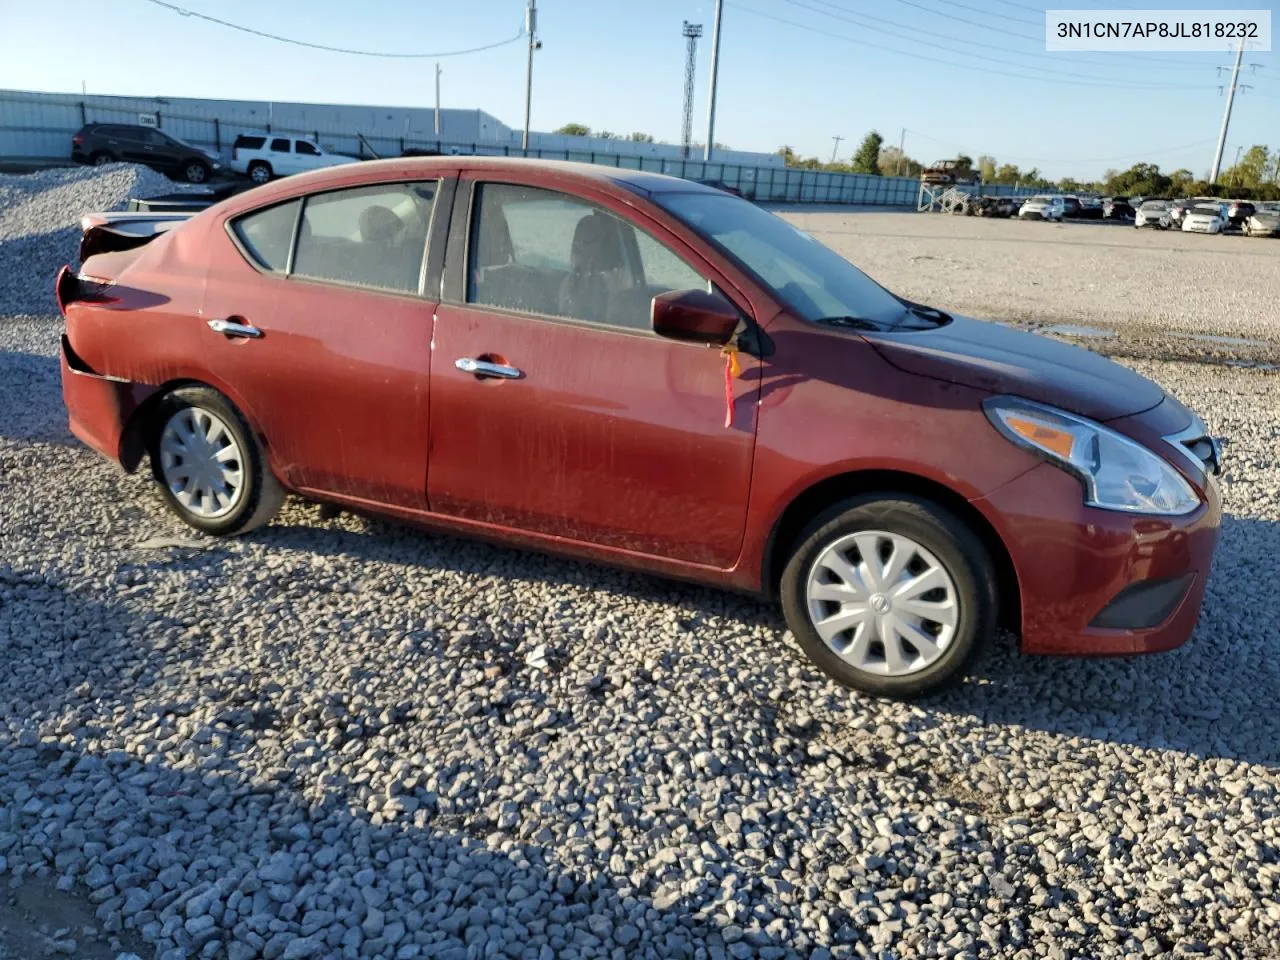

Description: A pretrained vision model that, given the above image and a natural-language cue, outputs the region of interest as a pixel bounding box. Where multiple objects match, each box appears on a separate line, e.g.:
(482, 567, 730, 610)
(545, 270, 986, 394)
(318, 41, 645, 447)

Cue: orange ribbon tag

(721, 345, 741, 428)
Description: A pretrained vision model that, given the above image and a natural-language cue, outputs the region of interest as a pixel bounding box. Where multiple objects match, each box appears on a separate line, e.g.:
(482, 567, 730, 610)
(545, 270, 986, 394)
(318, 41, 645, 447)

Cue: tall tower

(681, 22, 703, 159)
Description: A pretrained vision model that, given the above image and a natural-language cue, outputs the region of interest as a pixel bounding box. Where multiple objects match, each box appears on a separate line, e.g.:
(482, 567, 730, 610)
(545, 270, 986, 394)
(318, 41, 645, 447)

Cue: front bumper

(60, 334, 155, 470)
(975, 461, 1221, 656)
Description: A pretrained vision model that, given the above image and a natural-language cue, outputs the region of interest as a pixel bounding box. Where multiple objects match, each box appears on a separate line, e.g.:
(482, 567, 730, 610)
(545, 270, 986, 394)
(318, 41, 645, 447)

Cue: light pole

(434, 64, 442, 139)
(830, 136, 844, 163)
(703, 0, 723, 162)
(522, 0, 540, 154)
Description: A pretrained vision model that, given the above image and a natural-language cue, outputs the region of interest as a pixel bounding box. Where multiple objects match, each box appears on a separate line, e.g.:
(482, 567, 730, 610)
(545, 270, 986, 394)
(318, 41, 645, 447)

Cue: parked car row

(72, 122, 361, 184)
(1006, 191, 1279, 237)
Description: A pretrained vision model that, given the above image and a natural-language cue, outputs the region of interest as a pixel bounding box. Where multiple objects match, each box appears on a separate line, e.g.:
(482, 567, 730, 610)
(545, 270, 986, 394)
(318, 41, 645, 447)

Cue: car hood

(863, 314, 1165, 421)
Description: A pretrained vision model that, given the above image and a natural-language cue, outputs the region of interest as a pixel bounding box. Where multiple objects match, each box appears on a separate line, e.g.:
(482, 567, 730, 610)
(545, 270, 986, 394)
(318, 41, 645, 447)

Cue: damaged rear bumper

(60, 334, 156, 471)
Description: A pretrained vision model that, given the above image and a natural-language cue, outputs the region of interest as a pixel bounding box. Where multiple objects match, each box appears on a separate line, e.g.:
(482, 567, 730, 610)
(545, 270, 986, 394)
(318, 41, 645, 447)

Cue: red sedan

(57, 158, 1222, 697)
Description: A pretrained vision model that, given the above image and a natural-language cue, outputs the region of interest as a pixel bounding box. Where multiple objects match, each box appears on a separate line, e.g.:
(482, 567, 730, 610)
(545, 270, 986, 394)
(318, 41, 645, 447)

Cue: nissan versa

(57, 159, 1222, 697)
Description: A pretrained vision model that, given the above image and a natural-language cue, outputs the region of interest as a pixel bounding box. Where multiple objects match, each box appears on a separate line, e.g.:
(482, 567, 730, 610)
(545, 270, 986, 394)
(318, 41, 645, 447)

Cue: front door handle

(208, 319, 263, 339)
(455, 357, 522, 380)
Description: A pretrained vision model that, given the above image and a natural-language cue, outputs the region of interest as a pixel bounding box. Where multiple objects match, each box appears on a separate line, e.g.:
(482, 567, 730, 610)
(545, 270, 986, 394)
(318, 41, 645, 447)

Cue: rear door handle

(208, 319, 263, 339)
(456, 357, 522, 380)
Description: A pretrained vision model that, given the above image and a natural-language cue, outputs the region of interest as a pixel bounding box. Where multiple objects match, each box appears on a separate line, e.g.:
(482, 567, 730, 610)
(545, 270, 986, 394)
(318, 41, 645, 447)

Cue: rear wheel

(780, 495, 996, 698)
(90, 151, 114, 166)
(147, 386, 283, 536)
(247, 161, 272, 184)
(183, 159, 210, 184)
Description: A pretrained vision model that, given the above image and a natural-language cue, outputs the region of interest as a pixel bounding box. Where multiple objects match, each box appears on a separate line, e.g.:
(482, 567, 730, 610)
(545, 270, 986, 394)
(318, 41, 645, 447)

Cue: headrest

(358, 205, 402, 244)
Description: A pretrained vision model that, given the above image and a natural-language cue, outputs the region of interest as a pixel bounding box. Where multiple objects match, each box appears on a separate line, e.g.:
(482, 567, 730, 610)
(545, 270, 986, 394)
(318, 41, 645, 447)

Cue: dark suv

(71, 123, 225, 184)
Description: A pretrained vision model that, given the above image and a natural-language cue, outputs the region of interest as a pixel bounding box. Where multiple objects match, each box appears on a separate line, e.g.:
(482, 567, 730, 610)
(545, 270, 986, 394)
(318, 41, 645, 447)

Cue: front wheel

(183, 160, 210, 184)
(780, 495, 996, 698)
(147, 386, 284, 536)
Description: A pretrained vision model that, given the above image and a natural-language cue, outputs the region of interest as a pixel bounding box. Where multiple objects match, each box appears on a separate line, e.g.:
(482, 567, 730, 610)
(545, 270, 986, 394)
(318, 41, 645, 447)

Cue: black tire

(247, 161, 272, 184)
(779, 494, 997, 699)
(90, 151, 114, 166)
(147, 386, 284, 536)
(182, 159, 210, 184)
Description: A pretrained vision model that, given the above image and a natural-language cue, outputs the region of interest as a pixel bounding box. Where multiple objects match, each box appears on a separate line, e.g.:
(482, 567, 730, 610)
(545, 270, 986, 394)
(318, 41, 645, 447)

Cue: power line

(803, 0, 1205, 73)
(137, 0, 525, 58)
(930, 0, 1042, 28)
(782, 0, 1205, 87)
(873, 0, 1198, 67)
(731, 3, 1204, 90)
(904, 128, 1218, 165)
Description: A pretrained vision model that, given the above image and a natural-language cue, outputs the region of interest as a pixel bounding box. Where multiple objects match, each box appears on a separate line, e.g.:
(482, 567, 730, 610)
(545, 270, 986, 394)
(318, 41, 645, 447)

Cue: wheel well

(119, 379, 216, 472)
(762, 469, 1021, 630)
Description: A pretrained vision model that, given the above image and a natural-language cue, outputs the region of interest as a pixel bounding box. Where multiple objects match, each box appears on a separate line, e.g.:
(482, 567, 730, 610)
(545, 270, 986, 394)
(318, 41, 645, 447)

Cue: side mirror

(651, 289, 739, 345)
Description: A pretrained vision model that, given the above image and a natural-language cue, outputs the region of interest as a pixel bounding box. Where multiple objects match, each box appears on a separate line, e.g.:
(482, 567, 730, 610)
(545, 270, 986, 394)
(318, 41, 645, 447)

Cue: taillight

(72, 134, 83, 146)
(55, 265, 116, 316)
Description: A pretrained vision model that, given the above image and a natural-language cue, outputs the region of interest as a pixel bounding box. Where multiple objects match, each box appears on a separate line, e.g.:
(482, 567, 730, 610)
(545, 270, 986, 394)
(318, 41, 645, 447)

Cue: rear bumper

(975, 462, 1221, 656)
(60, 334, 155, 470)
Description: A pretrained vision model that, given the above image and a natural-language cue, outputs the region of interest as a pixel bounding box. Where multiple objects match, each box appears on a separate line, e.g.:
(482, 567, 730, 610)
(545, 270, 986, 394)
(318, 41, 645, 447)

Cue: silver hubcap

(159, 407, 245, 519)
(187, 164, 205, 182)
(251, 167, 268, 183)
(806, 530, 959, 677)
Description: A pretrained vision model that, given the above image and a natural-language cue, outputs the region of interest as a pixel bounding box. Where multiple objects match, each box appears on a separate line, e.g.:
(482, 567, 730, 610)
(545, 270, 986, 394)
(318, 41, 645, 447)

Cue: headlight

(984, 397, 1200, 516)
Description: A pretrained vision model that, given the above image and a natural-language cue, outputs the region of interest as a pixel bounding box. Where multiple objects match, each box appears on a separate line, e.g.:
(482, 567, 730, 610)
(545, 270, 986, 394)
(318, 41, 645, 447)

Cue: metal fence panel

(0, 88, 1048, 207)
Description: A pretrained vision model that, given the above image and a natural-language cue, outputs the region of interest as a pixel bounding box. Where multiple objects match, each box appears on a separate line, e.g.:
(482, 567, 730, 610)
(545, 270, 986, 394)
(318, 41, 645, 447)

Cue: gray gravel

(1, 169, 1278, 959)
(775, 208, 1280, 346)
(0, 163, 201, 317)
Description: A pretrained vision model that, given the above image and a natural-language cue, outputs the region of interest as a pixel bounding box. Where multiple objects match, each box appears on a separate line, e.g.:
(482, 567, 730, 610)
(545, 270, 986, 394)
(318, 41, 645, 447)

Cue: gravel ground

(773, 208, 1280, 363)
(1, 170, 1278, 959)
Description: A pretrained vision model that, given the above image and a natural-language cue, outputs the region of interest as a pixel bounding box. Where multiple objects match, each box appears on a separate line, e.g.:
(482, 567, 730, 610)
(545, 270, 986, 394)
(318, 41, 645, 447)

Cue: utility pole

(681, 22, 703, 159)
(897, 127, 906, 176)
(1210, 37, 1244, 184)
(522, 0, 538, 154)
(703, 0, 723, 162)
(434, 64, 442, 138)
(830, 136, 843, 163)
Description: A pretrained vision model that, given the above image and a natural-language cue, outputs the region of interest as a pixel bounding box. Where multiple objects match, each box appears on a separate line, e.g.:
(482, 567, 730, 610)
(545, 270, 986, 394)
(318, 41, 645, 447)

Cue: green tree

(597, 130, 620, 140)
(977, 155, 997, 183)
(628, 132, 654, 142)
(878, 146, 921, 178)
(555, 123, 591, 136)
(1168, 168, 1196, 196)
(851, 131, 884, 175)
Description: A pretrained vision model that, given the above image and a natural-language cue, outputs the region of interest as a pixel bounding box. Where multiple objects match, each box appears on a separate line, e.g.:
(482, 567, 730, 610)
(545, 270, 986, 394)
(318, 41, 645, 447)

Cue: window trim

(457, 179, 723, 339)
(224, 178, 446, 298)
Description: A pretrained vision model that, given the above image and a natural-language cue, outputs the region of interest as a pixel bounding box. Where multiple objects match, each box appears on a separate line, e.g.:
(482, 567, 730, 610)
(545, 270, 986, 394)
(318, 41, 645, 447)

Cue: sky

(1, 0, 1276, 180)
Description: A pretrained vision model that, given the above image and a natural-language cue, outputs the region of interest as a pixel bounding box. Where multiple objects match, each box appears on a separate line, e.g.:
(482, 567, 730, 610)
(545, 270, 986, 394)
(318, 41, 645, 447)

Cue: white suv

(1017, 196, 1065, 221)
(231, 134, 357, 184)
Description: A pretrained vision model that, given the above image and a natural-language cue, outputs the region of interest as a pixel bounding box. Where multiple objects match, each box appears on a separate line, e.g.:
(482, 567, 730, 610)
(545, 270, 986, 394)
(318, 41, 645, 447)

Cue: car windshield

(657, 191, 916, 330)
(1192, 205, 1221, 216)
(1141, 201, 1169, 210)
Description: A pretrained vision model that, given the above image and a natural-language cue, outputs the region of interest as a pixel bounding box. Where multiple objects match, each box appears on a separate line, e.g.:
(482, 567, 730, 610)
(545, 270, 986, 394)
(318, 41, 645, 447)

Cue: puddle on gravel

(1170, 331, 1269, 347)
(1044, 324, 1118, 338)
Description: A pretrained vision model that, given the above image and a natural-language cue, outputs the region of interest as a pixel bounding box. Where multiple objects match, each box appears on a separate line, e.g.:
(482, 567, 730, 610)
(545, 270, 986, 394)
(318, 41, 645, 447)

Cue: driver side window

(467, 183, 710, 331)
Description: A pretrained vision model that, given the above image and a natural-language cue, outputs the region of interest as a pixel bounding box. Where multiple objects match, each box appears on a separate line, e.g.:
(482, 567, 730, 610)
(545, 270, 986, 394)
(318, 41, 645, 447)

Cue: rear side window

(292, 181, 437, 293)
(296, 141, 320, 156)
(235, 135, 266, 150)
(231, 200, 300, 272)
(270, 138, 290, 153)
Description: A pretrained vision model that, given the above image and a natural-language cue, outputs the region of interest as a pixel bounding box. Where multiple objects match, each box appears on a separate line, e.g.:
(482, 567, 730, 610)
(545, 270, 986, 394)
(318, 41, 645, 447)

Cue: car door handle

(455, 357, 522, 379)
(208, 319, 263, 339)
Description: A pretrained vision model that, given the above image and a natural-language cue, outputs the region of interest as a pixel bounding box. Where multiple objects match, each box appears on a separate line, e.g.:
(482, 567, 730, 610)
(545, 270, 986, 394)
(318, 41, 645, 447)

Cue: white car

(1181, 203, 1227, 234)
(231, 134, 357, 184)
(1134, 199, 1171, 229)
(1017, 196, 1065, 221)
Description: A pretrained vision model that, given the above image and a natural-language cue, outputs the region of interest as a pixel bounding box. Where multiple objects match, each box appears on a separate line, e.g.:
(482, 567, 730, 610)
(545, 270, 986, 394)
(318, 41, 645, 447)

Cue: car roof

(330, 156, 726, 196)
